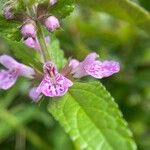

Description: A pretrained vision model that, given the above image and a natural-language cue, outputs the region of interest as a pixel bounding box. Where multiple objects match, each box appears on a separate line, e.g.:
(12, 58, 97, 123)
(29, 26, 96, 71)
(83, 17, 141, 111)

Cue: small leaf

(0, 15, 21, 41)
(50, 0, 75, 19)
(49, 82, 137, 150)
(47, 38, 67, 69)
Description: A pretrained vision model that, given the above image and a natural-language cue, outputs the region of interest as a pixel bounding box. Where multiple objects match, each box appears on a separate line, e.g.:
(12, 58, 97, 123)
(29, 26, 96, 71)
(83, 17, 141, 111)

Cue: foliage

(0, 0, 150, 150)
(49, 82, 136, 150)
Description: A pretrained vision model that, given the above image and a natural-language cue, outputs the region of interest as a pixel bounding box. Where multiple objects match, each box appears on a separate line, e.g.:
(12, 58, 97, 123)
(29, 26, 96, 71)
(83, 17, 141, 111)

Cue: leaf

(47, 38, 67, 69)
(50, 0, 75, 19)
(0, 15, 21, 41)
(139, 0, 150, 11)
(5, 39, 42, 72)
(76, 0, 150, 33)
(48, 82, 137, 150)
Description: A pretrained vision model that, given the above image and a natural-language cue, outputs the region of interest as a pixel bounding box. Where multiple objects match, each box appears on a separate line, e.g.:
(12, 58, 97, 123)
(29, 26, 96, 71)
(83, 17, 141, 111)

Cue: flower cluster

(0, 53, 120, 102)
(3, 0, 60, 50)
(1, 0, 120, 102)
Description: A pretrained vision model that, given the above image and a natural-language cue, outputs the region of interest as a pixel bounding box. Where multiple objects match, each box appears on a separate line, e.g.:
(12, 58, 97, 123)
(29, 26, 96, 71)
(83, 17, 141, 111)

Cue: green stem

(24, 2, 50, 63)
(37, 22, 50, 62)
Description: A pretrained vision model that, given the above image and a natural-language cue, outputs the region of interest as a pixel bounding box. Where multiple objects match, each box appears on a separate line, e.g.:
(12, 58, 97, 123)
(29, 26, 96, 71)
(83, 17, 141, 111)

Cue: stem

(24, 2, 50, 63)
(36, 22, 50, 62)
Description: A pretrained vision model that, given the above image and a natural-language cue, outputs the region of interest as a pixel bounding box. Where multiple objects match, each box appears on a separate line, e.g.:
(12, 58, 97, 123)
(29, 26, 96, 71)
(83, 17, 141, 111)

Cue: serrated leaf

(5, 39, 42, 71)
(50, 0, 75, 19)
(77, 0, 150, 33)
(47, 38, 67, 69)
(0, 15, 21, 41)
(48, 82, 137, 150)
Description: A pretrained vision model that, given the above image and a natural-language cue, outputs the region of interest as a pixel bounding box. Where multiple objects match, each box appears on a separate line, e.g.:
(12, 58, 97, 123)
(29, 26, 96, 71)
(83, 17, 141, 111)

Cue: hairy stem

(36, 22, 50, 62)
(24, 2, 50, 63)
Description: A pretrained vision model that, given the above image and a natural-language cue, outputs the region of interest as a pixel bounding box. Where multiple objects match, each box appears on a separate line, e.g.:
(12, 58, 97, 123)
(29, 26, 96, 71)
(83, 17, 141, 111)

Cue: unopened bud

(21, 21, 37, 38)
(3, 6, 14, 20)
(49, 0, 57, 5)
(24, 37, 39, 50)
(44, 16, 60, 32)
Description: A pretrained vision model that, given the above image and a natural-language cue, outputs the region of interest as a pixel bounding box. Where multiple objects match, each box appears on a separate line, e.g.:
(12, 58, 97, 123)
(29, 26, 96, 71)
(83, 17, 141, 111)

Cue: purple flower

(44, 16, 60, 32)
(0, 55, 35, 90)
(24, 36, 50, 50)
(70, 53, 120, 79)
(24, 37, 38, 50)
(21, 22, 36, 38)
(29, 87, 42, 102)
(49, 0, 57, 5)
(30, 62, 73, 101)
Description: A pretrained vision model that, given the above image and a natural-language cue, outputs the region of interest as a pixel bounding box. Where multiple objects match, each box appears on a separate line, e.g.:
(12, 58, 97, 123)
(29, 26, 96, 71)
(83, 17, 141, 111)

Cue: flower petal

(0, 55, 19, 69)
(70, 53, 98, 78)
(18, 64, 35, 78)
(29, 87, 42, 102)
(69, 59, 79, 70)
(0, 70, 18, 90)
(71, 62, 88, 78)
(38, 74, 73, 97)
(83, 52, 98, 65)
(84, 60, 120, 79)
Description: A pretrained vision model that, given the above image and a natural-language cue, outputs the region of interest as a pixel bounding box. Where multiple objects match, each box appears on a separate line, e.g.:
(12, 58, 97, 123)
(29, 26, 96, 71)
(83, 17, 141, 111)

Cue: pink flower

(24, 36, 50, 50)
(44, 16, 60, 32)
(0, 55, 35, 90)
(21, 22, 36, 38)
(49, 0, 57, 5)
(29, 87, 42, 102)
(70, 53, 120, 79)
(24, 37, 38, 50)
(29, 62, 73, 101)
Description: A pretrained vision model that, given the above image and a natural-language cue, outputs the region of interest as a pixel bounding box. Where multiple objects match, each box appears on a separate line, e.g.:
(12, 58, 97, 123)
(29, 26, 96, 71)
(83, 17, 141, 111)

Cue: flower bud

(24, 37, 39, 50)
(49, 0, 57, 5)
(3, 5, 14, 20)
(44, 16, 60, 32)
(21, 22, 37, 38)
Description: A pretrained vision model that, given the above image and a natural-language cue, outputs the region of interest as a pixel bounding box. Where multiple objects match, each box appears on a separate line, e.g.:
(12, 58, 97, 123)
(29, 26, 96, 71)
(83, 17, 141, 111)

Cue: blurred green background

(0, 0, 150, 149)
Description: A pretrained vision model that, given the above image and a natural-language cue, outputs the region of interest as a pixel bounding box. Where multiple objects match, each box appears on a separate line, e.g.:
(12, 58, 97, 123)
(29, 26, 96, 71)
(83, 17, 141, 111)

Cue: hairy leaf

(49, 82, 137, 150)
(77, 0, 150, 33)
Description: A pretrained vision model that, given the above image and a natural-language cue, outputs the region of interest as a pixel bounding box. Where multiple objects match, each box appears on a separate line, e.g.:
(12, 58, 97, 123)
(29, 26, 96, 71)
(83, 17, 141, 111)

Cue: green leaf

(47, 38, 67, 69)
(5, 39, 42, 71)
(48, 82, 137, 150)
(0, 15, 21, 41)
(50, 0, 75, 19)
(76, 0, 150, 33)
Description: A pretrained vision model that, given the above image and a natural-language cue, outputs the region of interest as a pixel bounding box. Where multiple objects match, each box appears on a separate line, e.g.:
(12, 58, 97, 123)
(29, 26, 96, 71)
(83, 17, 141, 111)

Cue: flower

(21, 22, 37, 38)
(29, 87, 42, 102)
(49, 0, 57, 5)
(44, 16, 60, 32)
(24, 37, 38, 50)
(29, 62, 73, 101)
(0, 55, 35, 90)
(69, 52, 120, 79)
(24, 36, 50, 50)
